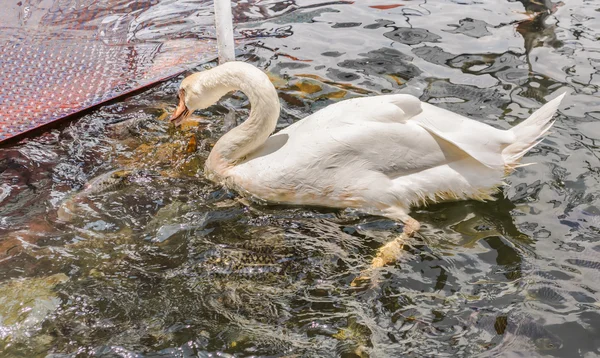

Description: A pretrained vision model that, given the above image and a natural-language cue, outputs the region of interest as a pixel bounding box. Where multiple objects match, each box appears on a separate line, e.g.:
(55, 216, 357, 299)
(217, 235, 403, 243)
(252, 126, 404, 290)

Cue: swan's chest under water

(223, 165, 368, 209)
(206, 152, 367, 209)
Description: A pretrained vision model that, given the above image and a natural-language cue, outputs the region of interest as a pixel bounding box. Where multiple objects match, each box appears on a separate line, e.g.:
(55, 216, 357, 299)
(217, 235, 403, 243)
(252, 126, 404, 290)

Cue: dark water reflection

(2, 0, 600, 357)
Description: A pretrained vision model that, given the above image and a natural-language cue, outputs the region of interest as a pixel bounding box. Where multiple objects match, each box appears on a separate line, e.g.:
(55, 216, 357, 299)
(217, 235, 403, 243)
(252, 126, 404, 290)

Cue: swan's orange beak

(170, 89, 190, 126)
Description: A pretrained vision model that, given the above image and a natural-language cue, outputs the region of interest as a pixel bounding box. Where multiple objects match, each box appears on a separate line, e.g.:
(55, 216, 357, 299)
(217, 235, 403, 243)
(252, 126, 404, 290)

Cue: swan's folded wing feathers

(385, 94, 423, 119)
(316, 94, 422, 125)
(355, 94, 423, 123)
(412, 103, 516, 169)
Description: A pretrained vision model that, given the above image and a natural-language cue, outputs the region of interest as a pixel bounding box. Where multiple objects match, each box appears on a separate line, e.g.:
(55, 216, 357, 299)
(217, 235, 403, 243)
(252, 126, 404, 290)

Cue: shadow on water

(1, 0, 600, 357)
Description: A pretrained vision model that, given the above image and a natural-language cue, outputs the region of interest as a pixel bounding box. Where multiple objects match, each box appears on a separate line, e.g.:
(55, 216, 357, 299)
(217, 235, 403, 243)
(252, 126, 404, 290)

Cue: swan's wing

(321, 96, 515, 169)
(412, 103, 516, 169)
(350, 94, 423, 123)
(278, 94, 421, 136)
(277, 95, 513, 172)
(305, 94, 424, 126)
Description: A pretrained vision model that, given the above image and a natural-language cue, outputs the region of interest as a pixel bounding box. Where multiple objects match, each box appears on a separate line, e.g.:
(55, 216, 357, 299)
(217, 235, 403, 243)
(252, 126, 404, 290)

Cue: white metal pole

(214, 0, 235, 64)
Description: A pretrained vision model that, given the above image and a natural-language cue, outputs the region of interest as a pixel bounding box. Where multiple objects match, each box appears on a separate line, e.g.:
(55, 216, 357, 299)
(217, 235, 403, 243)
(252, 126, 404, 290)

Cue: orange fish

(369, 4, 404, 9)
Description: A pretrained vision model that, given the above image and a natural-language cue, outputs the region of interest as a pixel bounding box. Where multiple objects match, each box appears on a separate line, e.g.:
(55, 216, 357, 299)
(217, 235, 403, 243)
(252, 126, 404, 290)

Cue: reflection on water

(1, 0, 600, 357)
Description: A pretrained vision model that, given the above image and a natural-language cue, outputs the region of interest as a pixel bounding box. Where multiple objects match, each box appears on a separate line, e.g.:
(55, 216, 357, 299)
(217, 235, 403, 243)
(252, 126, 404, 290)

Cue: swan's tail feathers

(502, 93, 565, 170)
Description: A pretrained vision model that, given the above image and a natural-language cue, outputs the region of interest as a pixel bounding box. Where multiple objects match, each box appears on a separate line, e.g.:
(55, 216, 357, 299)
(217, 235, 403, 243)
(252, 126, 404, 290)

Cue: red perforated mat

(0, 0, 218, 143)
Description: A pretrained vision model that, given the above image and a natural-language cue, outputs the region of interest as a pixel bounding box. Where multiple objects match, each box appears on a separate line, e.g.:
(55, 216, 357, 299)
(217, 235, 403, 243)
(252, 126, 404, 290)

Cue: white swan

(170, 61, 564, 269)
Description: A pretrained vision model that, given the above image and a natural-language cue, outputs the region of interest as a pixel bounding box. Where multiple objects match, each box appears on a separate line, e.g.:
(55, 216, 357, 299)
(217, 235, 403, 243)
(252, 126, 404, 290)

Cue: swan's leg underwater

(351, 209, 421, 287)
(371, 215, 420, 268)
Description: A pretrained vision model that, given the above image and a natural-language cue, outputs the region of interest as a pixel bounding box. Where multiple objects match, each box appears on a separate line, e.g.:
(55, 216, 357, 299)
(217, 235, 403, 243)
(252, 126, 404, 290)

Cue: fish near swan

(169, 61, 564, 271)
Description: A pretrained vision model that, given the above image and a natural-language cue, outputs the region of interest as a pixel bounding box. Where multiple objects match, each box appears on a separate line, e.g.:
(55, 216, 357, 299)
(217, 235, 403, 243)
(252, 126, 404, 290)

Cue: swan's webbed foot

(370, 232, 410, 269)
(351, 216, 420, 287)
(371, 215, 420, 268)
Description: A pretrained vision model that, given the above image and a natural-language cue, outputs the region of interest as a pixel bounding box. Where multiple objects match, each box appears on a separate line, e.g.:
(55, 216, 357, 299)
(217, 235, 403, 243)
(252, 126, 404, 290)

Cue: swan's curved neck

(205, 63, 280, 170)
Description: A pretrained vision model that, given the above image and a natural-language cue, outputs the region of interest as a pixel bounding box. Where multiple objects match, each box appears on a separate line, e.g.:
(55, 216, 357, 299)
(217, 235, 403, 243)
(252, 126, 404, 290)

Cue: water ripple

(1, 0, 600, 356)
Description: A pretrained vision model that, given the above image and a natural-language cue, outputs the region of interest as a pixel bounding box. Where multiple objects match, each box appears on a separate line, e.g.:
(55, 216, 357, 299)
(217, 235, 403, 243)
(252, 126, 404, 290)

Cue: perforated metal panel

(0, 0, 217, 143)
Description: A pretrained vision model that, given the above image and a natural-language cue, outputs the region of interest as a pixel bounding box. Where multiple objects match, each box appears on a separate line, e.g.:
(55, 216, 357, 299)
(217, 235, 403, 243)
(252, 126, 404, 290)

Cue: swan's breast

(225, 158, 369, 208)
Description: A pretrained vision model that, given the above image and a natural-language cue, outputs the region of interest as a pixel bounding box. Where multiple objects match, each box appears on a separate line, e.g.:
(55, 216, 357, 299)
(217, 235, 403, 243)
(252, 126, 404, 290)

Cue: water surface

(1, 0, 600, 357)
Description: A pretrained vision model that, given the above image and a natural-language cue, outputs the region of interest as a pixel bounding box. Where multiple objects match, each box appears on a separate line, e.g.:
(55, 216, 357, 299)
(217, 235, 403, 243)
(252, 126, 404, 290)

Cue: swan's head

(169, 70, 234, 126)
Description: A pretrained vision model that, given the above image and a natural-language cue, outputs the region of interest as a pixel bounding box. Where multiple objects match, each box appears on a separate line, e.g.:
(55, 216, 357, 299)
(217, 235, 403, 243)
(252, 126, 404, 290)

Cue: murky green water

(2, 0, 600, 357)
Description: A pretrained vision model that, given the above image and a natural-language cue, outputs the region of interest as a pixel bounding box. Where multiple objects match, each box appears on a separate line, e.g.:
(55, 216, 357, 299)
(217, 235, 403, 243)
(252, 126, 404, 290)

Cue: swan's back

(273, 94, 511, 171)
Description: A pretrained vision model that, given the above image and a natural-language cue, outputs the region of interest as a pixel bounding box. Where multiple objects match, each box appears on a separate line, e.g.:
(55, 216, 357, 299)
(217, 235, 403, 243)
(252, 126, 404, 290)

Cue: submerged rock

(0, 273, 69, 345)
